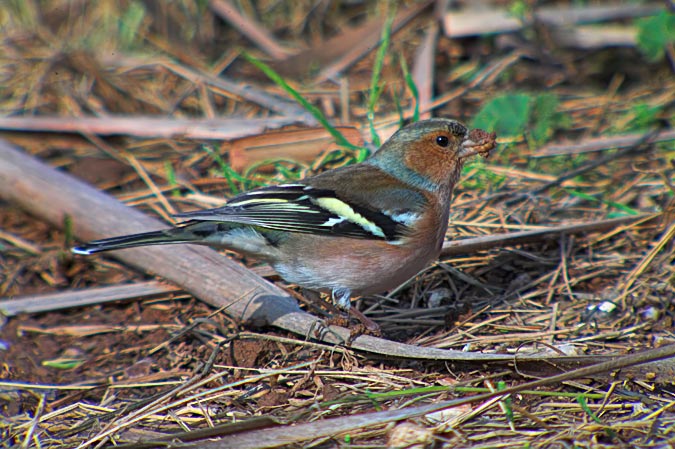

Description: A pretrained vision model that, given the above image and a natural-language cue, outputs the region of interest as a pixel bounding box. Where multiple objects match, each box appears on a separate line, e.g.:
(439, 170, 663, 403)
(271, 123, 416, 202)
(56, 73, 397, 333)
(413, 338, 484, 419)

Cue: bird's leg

(300, 288, 347, 343)
(314, 287, 350, 329)
(331, 287, 353, 310)
(332, 288, 382, 339)
(306, 288, 382, 342)
(298, 288, 335, 317)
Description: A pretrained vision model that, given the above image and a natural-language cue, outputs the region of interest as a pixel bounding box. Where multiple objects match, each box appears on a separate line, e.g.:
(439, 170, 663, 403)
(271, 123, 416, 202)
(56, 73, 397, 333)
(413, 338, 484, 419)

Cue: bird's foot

(308, 318, 346, 344)
(329, 288, 382, 343)
(321, 313, 351, 330)
(348, 307, 382, 340)
(311, 309, 381, 345)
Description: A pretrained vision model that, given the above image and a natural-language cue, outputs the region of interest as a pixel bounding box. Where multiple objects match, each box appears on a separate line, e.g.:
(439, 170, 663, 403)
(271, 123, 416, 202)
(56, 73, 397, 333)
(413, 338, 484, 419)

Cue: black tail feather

(71, 229, 192, 255)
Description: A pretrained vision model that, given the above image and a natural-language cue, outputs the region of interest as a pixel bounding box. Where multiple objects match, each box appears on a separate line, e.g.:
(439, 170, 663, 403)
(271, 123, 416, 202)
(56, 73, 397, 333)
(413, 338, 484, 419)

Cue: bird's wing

(174, 182, 413, 241)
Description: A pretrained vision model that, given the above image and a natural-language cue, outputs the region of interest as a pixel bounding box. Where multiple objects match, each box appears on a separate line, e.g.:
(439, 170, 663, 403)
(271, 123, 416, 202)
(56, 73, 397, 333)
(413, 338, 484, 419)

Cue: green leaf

(497, 380, 514, 424)
(203, 145, 247, 194)
(473, 92, 570, 146)
(164, 161, 181, 197)
(42, 358, 85, 370)
(626, 103, 662, 131)
(119, 1, 146, 49)
(472, 93, 532, 138)
(577, 395, 618, 440)
(508, 0, 528, 21)
(531, 93, 562, 146)
(63, 214, 73, 249)
(636, 11, 675, 61)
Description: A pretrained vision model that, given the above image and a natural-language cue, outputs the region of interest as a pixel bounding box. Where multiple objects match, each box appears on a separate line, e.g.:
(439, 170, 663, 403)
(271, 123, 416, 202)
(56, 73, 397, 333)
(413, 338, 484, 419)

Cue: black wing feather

(173, 184, 407, 241)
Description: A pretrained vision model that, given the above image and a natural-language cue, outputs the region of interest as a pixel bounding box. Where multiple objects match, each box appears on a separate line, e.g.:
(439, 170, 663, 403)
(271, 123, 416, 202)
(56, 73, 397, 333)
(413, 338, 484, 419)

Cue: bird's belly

(271, 234, 439, 296)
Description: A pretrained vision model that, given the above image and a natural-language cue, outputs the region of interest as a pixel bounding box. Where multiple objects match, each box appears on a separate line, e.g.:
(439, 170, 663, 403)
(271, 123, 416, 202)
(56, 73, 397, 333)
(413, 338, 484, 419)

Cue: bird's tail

(71, 228, 197, 255)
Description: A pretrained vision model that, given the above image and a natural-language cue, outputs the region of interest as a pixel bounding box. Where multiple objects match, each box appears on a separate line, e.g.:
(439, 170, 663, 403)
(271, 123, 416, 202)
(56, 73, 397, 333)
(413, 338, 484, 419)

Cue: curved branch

(1, 139, 671, 376)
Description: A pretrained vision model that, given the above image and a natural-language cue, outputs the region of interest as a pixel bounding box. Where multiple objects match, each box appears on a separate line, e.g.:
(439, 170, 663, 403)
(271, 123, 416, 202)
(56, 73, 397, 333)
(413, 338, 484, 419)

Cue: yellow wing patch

(313, 197, 385, 238)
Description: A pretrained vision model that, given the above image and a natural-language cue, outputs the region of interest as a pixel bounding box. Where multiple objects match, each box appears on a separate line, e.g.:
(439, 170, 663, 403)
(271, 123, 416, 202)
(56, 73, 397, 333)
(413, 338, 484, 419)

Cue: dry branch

(1, 211, 651, 316)
(180, 344, 675, 449)
(441, 214, 656, 256)
(412, 23, 438, 120)
(209, 0, 290, 60)
(0, 281, 179, 317)
(536, 129, 675, 157)
(0, 116, 307, 140)
(0, 266, 268, 317)
(227, 126, 363, 171)
(274, 1, 433, 81)
(1, 138, 673, 373)
(443, 3, 662, 37)
(0, 138, 310, 335)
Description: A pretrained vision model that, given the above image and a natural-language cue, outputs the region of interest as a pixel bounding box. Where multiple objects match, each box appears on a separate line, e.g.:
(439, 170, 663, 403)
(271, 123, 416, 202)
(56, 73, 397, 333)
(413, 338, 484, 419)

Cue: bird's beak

(458, 129, 497, 160)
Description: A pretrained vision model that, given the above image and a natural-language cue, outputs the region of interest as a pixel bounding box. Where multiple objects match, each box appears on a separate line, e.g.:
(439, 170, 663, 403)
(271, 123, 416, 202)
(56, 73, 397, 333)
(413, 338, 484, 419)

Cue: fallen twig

(174, 344, 675, 449)
(277, 1, 433, 82)
(411, 23, 438, 120)
(209, 0, 290, 60)
(1, 139, 671, 374)
(443, 3, 662, 38)
(441, 214, 657, 257)
(0, 281, 179, 317)
(0, 116, 306, 140)
(535, 129, 675, 157)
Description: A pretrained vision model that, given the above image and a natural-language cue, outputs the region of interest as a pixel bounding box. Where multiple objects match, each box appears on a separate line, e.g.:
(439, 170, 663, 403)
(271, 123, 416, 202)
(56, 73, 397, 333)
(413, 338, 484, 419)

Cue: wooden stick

(185, 344, 675, 449)
(535, 129, 675, 157)
(0, 138, 311, 336)
(443, 3, 661, 38)
(0, 116, 306, 140)
(209, 0, 290, 60)
(441, 214, 656, 256)
(1, 138, 515, 361)
(3, 215, 654, 315)
(3, 139, 672, 371)
(0, 281, 180, 317)
(0, 265, 275, 316)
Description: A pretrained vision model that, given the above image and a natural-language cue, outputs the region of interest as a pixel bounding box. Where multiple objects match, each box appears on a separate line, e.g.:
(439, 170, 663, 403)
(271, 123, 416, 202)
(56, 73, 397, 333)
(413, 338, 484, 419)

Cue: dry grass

(1, 1, 674, 448)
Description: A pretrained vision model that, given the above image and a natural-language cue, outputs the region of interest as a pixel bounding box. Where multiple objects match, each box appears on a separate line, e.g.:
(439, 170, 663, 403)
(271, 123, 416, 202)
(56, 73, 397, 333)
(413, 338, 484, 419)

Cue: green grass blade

(63, 214, 73, 249)
(400, 55, 419, 123)
(367, 7, 396, 147)
(566, 189, 639, 216)
(577, 395, 618, 439)
(243, 52, 359, 151)
(203, 145, 244, 194)
(497, 381, 515, 426)
(164, 160, 181, 197)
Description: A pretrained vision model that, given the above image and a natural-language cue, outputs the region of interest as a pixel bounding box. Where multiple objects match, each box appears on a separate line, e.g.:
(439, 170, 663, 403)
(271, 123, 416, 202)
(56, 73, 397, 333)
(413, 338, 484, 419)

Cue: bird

(72, 118, 496, 332)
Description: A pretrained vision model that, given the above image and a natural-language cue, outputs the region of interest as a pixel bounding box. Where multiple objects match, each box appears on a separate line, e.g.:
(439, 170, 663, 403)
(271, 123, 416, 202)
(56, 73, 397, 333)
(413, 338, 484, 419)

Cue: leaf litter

(0, 1, 674, 447)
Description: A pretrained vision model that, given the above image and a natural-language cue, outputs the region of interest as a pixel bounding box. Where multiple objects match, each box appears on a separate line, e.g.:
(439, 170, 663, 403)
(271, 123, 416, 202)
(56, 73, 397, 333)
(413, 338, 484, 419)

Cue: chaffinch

(72, 118, 496, 329)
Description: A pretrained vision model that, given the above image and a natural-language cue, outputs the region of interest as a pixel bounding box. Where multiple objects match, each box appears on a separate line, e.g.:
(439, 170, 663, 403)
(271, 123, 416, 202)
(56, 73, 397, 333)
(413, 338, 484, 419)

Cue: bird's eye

(436, 135, 449, 147)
